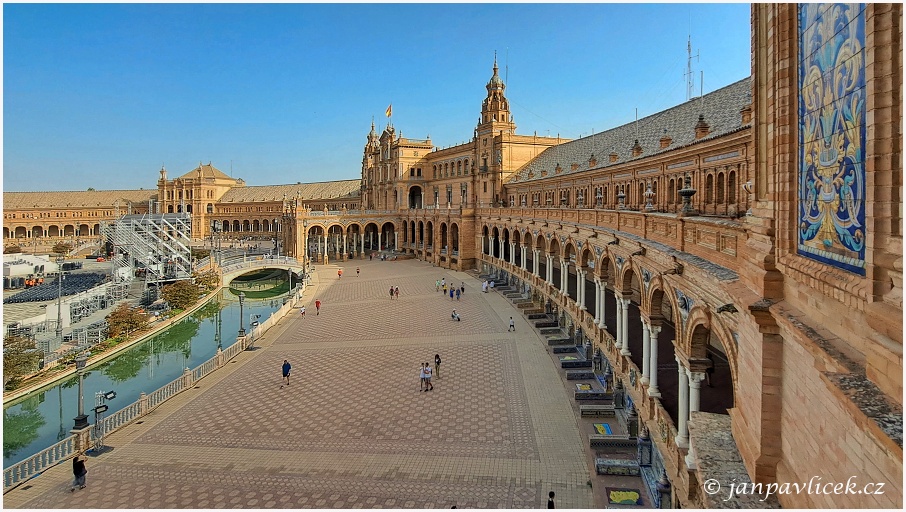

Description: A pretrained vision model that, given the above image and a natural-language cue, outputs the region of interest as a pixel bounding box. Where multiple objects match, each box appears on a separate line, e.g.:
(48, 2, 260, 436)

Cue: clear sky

(3, 2, 752, 192)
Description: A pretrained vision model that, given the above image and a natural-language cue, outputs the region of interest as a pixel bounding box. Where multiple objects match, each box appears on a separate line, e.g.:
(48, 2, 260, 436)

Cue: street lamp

(73, 353, 89, 429)
(238, 292, 246, 336)
(55, 254, 65, 343)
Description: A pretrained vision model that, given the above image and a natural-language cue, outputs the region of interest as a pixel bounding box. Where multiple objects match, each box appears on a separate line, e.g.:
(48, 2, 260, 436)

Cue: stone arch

(408, 185, 423, 209)
(440, 222, 449, 253)
(48, 225, 60, 237)
(548, 237, 561, 259)
(450, 223, 459, 253)
(501, 227, 510, 262)
(491, 226, 501, 258)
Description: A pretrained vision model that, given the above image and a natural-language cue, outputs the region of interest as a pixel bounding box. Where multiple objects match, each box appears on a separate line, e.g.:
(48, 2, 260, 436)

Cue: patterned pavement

(5, 258, 595, 508)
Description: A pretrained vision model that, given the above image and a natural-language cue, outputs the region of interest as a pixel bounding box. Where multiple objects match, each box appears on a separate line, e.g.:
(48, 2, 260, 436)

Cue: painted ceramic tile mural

(797, 3, 866, 276)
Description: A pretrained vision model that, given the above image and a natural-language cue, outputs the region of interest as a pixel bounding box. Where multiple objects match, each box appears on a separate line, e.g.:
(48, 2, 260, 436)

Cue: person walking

(423, 362, 434, 391)
(282, 360, 292, 386)
(434, 354, 441, 378)
(356, 267, 360, 277)
(394, 286, 400, 299)
(70, 455, 87, 492)
(455, 288, 461, 301)
(449, 288, 455, 300)
(300, 305, 306, 318)
(443, 283, 447, 294)
(315, 300, 322, 314)
(435, 279, 440, 292)
(547, 491, 556, 509)
(419, 363, 427, 391)
(508, 316, 515, 332)
(389, 286, 395, 300)
(460, 282, 465, 295)
(338, 269, 343, 279)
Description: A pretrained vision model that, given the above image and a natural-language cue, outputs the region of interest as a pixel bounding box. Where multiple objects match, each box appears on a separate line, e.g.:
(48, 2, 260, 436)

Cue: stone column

(598, 281, 607, 329)
(546, 255, 554, 284)
(593, 278, 602, 324)
(377, 231, 382, 252)
(342, 234, 348, 260)
(360, 232, 365, 257)
(533, 250, 540, 276)
(648, 325, 662, 397)
(522, 244, 528, 270)
(491, 237, 497, 258)
(641, 318, 651, 385)
(614, 294, 623, 349)
(510, 242, 516, 265)
(394, 232, 398, 251)
(675, 358, 689, 448)
(620, 298, 631, 356)
(685, 372, 705, 469)
(559, 259, 567, 294)
(578, 270, 587, 310)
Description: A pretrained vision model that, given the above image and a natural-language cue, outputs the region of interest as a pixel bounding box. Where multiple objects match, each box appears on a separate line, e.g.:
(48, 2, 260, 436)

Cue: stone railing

(3, 279, 305, 493)
(3, 435, 75, 492)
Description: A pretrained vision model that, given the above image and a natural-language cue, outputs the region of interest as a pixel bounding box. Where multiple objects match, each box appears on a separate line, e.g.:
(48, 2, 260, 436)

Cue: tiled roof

(509, 77, 752, 183)
(176, 162, 235, 181)
(219, 180, 361, 203)
(4, 190, 157, 209)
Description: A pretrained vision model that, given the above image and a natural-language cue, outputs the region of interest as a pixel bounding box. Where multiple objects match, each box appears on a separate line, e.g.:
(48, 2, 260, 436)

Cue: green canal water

(3, 288, 285, 468)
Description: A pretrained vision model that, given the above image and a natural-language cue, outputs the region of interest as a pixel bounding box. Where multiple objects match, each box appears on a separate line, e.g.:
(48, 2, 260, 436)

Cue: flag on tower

(385, 104, 392, 117)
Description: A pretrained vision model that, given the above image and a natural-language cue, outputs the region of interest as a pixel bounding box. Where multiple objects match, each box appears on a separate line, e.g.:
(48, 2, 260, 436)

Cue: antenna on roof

(635, 108, 639, 138)
(700, 71, 704, 109)
(685, 31, 699, 101)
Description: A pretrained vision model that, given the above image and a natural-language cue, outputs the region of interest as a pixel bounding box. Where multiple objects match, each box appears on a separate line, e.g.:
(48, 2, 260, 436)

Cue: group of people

(389, 286, 400, 299)
(481, 279, 495, 293)
(420, 354, 442, 391)
(299, 299, 322, 317)
(437, 278, 466, 301)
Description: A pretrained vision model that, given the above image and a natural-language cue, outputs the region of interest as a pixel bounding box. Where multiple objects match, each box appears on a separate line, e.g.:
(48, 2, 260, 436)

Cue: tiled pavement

(5, 258, 598, 508)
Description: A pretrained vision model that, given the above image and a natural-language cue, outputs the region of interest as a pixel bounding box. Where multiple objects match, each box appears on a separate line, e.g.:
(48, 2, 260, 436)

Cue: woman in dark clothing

(71, 455, 87, 492)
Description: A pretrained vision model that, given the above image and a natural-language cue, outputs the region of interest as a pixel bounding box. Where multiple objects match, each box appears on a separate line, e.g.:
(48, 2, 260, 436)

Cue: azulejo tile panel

(797, 3, 866, 276)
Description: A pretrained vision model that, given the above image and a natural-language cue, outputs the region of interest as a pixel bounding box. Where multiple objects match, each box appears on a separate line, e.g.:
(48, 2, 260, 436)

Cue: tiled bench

(566, 369, 595, 380)
(594, 457, 641, 476)
(546, 335, 573, 346)
(591, 435, 638, 450)
(553, 345, 577, 354)
(580, 404, 617, 417)
(535, 320, 559, 328)
(560, 357, 593, 369)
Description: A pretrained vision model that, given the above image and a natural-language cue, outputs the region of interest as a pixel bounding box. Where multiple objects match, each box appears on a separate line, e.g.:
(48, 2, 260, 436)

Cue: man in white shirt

(423, 362, 434, 391)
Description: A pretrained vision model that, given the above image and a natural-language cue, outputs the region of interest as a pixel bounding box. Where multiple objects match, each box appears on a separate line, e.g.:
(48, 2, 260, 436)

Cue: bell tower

(476, 53, 516, 139)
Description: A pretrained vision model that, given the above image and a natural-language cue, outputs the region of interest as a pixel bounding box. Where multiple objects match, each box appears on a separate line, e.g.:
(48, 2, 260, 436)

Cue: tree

(105, 303, 150, 338)
(52, 242, 72, 256)
(4, 245, 22, 254)
(3, 335, 42, 389)
(161, 280, 201, 310)
(193, 270, 220, 292)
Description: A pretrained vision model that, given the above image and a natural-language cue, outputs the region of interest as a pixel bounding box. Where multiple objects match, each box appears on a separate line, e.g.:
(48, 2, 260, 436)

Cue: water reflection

(3, 290, 282, 467)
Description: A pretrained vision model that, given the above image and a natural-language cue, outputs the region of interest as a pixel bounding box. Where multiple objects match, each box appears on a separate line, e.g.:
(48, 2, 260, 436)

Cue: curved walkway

(4, 258, 593, 508)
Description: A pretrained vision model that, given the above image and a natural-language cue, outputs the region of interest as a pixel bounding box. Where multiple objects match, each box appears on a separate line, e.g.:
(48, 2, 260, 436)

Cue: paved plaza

(5, 258, 600, 508)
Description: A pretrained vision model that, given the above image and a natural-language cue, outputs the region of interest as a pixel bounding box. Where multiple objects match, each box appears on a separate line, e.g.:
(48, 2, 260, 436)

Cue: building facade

(3, 4, 901, 508)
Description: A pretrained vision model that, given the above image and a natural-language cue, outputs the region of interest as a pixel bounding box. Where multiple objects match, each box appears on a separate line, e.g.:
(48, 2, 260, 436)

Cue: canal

(3, 289, 284, 468)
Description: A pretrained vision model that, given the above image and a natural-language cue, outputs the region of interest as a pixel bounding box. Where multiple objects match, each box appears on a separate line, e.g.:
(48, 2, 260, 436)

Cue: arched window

(728, 170, 737, 203)
(717, 172, 725, 203)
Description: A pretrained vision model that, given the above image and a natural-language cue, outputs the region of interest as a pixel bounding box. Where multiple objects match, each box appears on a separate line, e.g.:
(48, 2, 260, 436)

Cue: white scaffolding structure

(103, 213, 193, 285)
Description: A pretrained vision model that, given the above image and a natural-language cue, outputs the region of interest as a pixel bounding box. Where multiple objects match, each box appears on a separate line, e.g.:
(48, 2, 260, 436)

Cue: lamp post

(238, 292, 246, 337)
(73, 353, 89, 429)
(55, 254, 65, 343)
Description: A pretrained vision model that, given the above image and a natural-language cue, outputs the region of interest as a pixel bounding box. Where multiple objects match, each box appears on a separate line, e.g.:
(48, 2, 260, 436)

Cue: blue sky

(3, 3, 752, 192)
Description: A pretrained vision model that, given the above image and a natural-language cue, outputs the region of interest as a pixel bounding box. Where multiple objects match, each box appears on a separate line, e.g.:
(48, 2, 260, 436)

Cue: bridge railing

(3, 259, 308, 494)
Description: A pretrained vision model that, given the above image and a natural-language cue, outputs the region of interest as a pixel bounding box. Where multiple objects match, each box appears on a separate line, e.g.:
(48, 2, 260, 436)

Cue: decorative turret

(477, 53, 516, 136)
(694, 114, 711, 139)
(631, 139, 643, 157)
